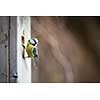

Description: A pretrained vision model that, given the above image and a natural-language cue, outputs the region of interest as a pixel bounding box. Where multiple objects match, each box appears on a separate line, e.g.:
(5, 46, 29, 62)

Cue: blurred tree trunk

(31, 16, 100, 82)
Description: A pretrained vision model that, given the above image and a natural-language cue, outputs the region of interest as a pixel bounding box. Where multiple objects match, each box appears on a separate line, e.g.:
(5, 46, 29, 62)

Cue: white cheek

(30, 39, 35, 44)
(35, 44, 37, 46)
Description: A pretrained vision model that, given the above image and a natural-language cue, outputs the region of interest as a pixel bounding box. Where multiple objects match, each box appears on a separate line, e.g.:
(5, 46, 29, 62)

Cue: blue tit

(26, 38, 38, 59)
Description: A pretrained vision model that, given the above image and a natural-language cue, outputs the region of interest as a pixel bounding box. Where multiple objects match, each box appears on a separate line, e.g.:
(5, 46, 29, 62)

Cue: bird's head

(28, 38, 38, 46)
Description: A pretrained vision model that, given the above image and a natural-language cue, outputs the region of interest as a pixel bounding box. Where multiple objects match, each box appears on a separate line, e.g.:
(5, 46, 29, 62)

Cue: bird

(22, 37, 39, 67)
(26, 38, 38, 59)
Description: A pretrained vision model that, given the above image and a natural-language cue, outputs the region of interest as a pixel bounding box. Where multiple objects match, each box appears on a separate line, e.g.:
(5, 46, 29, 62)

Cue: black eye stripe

(34, 39, 37, 44)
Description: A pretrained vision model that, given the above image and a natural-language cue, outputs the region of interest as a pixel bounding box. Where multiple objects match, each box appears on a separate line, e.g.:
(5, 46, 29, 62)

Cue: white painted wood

(17, 16, 31, 83)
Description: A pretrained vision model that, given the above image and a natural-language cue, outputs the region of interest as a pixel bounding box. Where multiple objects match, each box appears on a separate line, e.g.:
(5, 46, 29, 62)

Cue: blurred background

(31, 17, 100, 82)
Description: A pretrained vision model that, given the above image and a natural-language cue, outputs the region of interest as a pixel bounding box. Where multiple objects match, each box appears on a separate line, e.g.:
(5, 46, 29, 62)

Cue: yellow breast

(26, 42, 34, 58)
